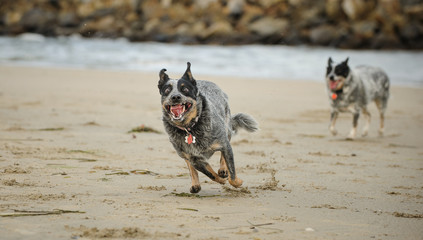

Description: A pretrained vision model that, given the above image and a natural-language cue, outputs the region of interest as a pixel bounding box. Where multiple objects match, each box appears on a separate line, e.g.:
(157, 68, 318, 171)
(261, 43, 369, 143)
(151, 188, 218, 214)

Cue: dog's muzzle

(329, 79, 339, 90)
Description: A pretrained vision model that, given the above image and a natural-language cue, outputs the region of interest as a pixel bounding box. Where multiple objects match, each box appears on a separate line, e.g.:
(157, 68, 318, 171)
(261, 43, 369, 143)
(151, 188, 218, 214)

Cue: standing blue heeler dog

(326, 57, 390, 140)
(158, 62, 258, 193)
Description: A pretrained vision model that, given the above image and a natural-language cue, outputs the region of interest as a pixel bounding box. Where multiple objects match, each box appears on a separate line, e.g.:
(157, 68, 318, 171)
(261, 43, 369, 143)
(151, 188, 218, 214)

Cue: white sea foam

(0, 35, 421, 87)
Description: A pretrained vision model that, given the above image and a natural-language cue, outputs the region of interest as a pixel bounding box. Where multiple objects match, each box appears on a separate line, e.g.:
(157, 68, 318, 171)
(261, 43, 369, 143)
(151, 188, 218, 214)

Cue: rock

(175, 23, 190, 36)
(288, 0, 305, 7)
(326, 0, 343, 19)
(4, 10, 23, 25)
(227, 0, 245, 17)
(76, 2, 96, 18)
(86, 8, 116, 20)
(371, 32, 401, 49)
(191, 22, 207, 38)
(204, 21, 233, 38)
(398, 21, 423, 48)
(59, 12, 79, 27)
(85, 15, 115, 31)
(237, 4, 264, 32)
(79, 14, 122, 38)
(404, 3, 423, 20)
(337, 35, 366, 49)
(195, 0, 218, 9)
(167, 4, 193, 23)
(161, 0, 172, 8)
(399, 21, 421, 40)
(248, 17, 289, 36)
(342, 0, 375, 20)
(352, 21, 378, 39)
(342, 0, 360, 20)
(283, 29, 304, 45)
(309, 24, 339, 46)
(377, 0, 401, 17)
(298, 8, 326, 27)
(172, 24, 198, 44)
(143, 18, 161, 34)
(20, 8, 57, 35)
(257, 0, 279, 8)
(141, 0, 166, 20)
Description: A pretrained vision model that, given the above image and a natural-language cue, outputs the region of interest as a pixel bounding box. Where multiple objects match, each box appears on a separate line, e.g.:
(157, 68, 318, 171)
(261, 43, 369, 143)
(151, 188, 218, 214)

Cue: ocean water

(1, 34, 422, 87)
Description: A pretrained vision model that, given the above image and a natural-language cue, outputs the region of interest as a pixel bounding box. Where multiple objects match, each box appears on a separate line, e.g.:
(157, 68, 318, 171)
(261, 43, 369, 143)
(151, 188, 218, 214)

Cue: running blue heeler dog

(326, 57, 390, 140)
(158, 62, 258, 193)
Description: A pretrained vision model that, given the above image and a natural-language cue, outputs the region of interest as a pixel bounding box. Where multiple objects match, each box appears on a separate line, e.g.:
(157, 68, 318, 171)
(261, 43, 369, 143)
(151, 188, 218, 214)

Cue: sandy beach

(0, 66, 422, 239)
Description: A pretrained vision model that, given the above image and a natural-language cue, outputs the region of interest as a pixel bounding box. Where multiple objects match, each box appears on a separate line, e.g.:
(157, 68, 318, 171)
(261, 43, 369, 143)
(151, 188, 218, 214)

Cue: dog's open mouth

(329, 80, 339, 90)
(166, 103, 192, 120)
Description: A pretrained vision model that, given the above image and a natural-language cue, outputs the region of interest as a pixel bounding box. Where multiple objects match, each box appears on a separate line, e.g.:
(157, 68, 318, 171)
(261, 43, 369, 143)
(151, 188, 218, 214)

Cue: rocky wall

(0, 0, 422, 49)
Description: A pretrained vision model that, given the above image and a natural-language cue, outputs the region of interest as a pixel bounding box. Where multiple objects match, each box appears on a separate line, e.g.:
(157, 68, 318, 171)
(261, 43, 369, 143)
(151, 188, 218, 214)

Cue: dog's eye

(182, 87, 189, 93)
(164, 87, 171, 95)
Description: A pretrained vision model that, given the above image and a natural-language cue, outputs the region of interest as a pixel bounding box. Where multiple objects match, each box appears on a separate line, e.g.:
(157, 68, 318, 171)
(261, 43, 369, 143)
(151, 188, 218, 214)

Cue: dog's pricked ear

(181, 62, 196, 85)
(328, 57, 333, 66)
(158, 68, 169, 92)
(159, 68, 169, 82)
(343, 57, 349, 65)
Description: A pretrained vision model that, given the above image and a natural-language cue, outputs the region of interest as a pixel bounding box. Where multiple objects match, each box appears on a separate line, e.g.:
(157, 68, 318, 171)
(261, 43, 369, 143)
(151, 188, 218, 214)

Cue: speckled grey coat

(159, 62, 258, 193)
(326, 58, 390, 139)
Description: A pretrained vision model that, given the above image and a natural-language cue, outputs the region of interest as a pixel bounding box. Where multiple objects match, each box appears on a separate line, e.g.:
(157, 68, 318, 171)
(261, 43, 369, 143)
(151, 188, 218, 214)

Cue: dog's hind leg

(361, 107, 371, 137)
(375, 99, 387, 136)
(329, 110, 339, 136)
(185, 160, 201, 193)
(218, 153, 229, 178)
(222, 145, 243, 188)
(205, 164, 226, 184)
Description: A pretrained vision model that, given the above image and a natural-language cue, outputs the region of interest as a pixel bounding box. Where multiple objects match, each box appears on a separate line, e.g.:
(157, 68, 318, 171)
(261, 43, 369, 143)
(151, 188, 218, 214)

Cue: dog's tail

(231, 113, 259, 134)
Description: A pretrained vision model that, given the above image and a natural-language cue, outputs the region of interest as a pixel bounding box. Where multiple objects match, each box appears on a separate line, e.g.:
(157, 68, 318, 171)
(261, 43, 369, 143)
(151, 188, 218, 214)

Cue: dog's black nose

(171, 94, 182, 102)
(329, 75, 334, 81)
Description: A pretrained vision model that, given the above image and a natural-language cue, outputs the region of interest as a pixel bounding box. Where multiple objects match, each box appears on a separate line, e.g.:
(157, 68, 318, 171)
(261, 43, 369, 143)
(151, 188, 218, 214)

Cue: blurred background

(0, 0, 422, 85)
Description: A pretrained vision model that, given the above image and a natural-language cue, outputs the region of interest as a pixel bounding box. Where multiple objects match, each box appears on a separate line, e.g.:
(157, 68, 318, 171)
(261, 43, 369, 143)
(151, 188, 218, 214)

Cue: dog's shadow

(329, 135, 393, 143)
(330, 131, 401, 143)
(164, 185, 254, 199)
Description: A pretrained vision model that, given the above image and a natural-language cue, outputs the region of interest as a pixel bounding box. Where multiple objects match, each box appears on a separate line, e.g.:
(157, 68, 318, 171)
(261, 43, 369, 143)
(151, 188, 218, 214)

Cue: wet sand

(0, 66, 422, 239)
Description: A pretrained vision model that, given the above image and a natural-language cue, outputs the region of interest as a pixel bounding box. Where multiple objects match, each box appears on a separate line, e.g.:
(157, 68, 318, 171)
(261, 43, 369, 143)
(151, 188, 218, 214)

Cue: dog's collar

(175, 116, 199, 132)
(334, 88, 343, 95)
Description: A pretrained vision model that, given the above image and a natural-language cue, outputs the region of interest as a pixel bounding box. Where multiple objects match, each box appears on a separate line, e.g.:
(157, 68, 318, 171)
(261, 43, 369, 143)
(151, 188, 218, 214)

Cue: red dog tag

(185, 134, 195, 144)
(331, 93, 338, 100)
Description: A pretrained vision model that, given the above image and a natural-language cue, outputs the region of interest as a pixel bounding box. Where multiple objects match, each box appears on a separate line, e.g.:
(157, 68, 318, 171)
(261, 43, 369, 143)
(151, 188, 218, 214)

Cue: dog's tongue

(329, 80, 338, 90)
(170, 104, 184, 118)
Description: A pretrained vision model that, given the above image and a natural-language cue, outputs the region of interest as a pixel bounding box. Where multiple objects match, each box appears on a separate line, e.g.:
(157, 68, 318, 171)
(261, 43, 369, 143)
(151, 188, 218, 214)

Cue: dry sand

(0, 66, 422, 240)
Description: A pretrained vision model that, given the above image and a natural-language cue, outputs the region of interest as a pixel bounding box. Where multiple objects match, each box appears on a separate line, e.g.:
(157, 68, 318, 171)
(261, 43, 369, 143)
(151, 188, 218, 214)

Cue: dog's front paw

(228, 177, 243, 188)
(190, 185, 201, 193)
(346, 132, 355, 140)
(346, 133, 356, 140)
(330, 127, 337, 136)
(346, 128, 356, 140)
(218, 169, 229, 179)
(361, 130, 368, 137)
